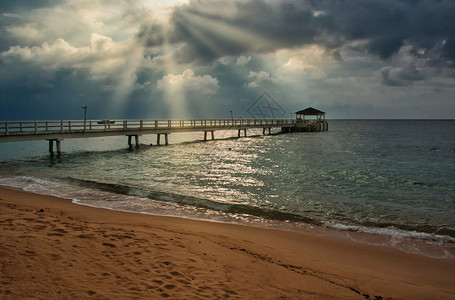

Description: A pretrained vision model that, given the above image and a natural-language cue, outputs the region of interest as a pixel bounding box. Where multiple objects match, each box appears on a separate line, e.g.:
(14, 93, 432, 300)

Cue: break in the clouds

(1, 0, 455, 120)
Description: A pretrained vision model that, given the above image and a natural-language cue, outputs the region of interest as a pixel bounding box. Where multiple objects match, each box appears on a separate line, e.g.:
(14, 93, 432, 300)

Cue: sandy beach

(1, 186, 454, 299)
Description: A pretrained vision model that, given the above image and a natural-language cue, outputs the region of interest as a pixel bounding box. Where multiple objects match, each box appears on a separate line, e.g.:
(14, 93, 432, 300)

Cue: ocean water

(1, 120, 454, 258)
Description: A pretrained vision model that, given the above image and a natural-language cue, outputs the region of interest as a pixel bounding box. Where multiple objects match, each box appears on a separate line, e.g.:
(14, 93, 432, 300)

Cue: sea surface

(1, 120, 454, 258)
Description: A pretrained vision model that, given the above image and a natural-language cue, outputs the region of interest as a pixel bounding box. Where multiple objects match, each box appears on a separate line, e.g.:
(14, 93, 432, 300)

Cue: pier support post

(49, 139, 54, 153)
(56, 140, 61, 154)
(237, 129, 247, 138)
(156, 134, 168, 146)
(127, 135, 140, 148)
(48, 139, 62, 155)
(204, 131, 215, 141)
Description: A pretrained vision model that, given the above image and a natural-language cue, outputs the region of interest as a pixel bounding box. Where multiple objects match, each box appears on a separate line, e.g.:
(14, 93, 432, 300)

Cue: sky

(1, 0, 454, 120)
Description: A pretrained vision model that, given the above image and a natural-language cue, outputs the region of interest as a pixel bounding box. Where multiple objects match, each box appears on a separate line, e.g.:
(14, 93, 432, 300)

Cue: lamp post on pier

(82, 105, 87, 131)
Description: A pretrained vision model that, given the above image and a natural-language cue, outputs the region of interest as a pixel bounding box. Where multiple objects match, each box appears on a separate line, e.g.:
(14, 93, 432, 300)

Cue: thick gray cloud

(381, 65, 425, 87)
(0, 1, 59, 13)
(138, 0, 455, 66)
(137, 23, 165, 47)
(315, 0, 455, 65)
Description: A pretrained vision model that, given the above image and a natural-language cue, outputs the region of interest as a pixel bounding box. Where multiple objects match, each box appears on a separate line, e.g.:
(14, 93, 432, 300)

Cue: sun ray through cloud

(170, 4, 280, 63)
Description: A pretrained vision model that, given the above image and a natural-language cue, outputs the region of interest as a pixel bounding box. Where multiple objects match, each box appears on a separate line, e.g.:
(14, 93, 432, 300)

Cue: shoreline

(10, 176, 455, 260)
(1, 186, 455, 299)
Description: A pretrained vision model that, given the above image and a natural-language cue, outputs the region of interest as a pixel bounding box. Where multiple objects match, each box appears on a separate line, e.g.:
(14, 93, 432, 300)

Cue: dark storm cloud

(314, 0, 410, 59)
(314, 0, 455, 65)
(139, 0, 455, 66)
(380, 65, 425, 87)
(137, 23, 165, 47)
(0, 0, 60, 13)
(0, 1, 67, 52)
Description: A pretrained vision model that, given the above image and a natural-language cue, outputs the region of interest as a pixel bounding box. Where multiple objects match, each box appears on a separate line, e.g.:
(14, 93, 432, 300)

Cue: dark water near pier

(1, 120, 454, 258)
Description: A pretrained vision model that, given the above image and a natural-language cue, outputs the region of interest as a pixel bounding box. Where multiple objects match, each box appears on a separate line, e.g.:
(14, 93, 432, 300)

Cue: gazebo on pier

(293, 107, 328, 131)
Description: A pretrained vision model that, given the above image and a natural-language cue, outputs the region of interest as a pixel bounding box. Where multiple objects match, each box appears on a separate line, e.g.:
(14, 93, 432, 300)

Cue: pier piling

(156, 133, 169, 146)
(238, 129, 247, 138)
(263, 128, 272, 135)
(48, 139, 62, 155)
(127, 135, 140, 148)
(204, 131, 215, 141)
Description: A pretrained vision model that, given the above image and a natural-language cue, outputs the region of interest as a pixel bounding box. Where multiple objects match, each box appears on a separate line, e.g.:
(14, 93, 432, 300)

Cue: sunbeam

(172, 7, 279, 62)
(158, 34, 191, 119)
(110, 46, 146, 114)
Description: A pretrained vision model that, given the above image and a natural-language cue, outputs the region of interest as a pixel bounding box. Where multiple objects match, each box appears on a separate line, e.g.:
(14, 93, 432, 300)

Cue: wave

(65, 178, 455, 243)
(1, 175, 454, 247)
(324, 221, 455, 244)
(66, 177, 320, 225)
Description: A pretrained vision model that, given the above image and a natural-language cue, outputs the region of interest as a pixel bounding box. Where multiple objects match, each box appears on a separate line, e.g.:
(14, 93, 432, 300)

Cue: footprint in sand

(47, 233, 64, 237)
(33, 225, 48, 230)
(47, 254, 62, 261)
(169, 271, 183, 277)
(23, 250, 36, 256)
(77, 234, 95, 239)
(164, 284, 176, 290)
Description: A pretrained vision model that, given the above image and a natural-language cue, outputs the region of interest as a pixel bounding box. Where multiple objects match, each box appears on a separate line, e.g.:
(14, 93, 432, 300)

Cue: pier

(0, 109, 328, 154)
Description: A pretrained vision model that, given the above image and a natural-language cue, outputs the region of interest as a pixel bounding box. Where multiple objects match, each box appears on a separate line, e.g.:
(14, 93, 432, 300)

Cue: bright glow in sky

(0, 0, 454, 120)
(141, 0, 189, 21)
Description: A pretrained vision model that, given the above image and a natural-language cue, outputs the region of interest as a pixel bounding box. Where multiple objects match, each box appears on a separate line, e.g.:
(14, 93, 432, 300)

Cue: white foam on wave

(325, 221, 455, 243)
(323, 221, 455, 259)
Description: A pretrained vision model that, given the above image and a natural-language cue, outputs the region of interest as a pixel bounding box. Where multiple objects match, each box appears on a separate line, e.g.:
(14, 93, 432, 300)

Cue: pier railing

(0, 118, 296, 136)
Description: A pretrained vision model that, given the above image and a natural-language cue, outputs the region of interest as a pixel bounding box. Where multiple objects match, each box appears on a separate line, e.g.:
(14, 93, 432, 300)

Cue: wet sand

(1, 186, 454, 299)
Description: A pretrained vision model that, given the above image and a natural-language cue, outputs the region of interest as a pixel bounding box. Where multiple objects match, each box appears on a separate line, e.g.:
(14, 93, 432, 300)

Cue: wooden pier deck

(0, 118, 305, 153)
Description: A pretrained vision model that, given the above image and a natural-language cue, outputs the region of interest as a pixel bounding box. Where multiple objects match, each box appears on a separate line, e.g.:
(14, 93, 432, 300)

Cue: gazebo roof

(295, 107, 326, 115)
